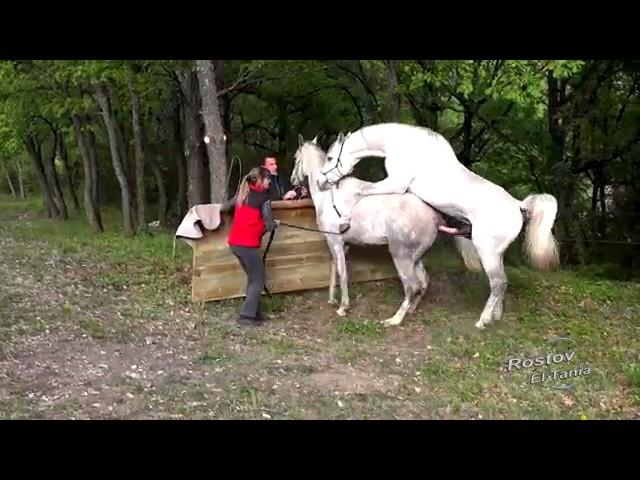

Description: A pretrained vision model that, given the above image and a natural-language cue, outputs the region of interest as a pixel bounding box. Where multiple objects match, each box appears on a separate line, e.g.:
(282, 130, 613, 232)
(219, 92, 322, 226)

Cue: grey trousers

(230, 246, 265, 319)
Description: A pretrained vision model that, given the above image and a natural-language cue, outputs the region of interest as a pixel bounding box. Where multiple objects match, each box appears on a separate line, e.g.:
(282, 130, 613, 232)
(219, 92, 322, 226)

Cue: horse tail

(454, 236, 483, 272)
(520, 193, 560, 270)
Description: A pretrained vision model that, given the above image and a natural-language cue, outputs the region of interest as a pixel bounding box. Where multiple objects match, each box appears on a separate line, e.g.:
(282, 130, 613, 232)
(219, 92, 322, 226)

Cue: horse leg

(328, 259, 337, 305)
(472, 210, 522, 328)
(361, 173, 413, 197)
(407, 261, 429, 315)
(474, 246, 507, 329)
(383, 254, 420, 327)
(330, 243, 350, 317)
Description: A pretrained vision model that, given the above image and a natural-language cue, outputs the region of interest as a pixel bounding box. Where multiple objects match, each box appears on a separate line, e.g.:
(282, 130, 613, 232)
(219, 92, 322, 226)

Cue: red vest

(228, 185, 270, 248)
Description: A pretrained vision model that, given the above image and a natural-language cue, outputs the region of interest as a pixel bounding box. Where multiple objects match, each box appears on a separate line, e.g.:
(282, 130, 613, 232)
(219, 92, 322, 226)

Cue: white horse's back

(351, 123, 520, 221)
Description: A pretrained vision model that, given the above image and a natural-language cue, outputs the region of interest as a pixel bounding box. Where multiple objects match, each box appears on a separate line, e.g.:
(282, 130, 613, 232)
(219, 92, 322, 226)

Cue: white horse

(291, 134, 463, 326)
(317, 123, 560, 330)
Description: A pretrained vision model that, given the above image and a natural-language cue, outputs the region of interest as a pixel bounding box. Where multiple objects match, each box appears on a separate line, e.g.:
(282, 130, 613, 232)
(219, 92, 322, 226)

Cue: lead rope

(262, 227, 276, 297)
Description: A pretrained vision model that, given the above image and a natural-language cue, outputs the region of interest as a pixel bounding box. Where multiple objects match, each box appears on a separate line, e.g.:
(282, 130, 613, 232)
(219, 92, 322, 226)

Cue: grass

(335, 319, 385, 339)
(1, 194, 639, 419)
(267, 338, 300, 356)
(0, 197, 193, 313)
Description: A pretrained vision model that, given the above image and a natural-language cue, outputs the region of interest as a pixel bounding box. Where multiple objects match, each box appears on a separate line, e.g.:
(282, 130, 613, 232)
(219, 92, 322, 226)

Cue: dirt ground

(1, 208, 639, 420)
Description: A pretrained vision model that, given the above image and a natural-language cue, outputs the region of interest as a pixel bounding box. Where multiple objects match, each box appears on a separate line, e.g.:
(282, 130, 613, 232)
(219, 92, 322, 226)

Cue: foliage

(0, 59, 638, 266)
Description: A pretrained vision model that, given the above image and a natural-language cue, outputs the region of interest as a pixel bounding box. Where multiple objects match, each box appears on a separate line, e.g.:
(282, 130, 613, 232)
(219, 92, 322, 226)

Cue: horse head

(291, 133, 326, 186)
(318, 131, 356, 190)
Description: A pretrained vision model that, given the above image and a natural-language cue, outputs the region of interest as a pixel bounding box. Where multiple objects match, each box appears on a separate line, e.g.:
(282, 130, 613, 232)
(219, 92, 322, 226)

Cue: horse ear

(312, 134, 318, 144)
(298, 133, 304, 147)
(336, 132, 345, 143)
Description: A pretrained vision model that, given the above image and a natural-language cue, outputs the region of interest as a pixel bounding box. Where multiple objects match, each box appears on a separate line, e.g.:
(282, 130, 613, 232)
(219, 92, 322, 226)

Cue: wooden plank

(195, 252, 332, 277)
(192, 257, 333, 301)
(196, 240, 331, 267)
(271, 199, 314, 209)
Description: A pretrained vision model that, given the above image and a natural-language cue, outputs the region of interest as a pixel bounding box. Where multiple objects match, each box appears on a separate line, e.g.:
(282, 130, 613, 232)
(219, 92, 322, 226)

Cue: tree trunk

(4, 165, 17, 198)
(109, 81, 133, 180)
(355, 61, 381, 123)
(460, 105, 474, 167)
(214, 60, 232, 160)
(149, 154, 168, 227)
(72, 114, 104, 233)
(547, 72, 585, 263)
(24, 136, 59, 218)
(85, 120, 101, 209)
(57, 132, 80, 210)
(196, 60, 228, 203)
(129, 72, 148, 233)
(277, 102, 288, 157)
(591, 180, 599, 238)
(115, 120, 131, 182)
(115, 118, 137, 231)
(42, 132, 68, 220)
(414, 60, 441, 129)
(177, 69, 209, 207)
(109, 81, 137, 229)
(384, 60, 401, 122)
(95, 83, 135, 236)
(140, 116, 169, 229)
(598, 172, 607, 239)
(16, 158, 26, 199)
(172, 101, 187, 217)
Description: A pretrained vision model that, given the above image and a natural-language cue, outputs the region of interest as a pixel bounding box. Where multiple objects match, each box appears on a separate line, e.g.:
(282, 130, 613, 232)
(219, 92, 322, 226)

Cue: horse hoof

(328, 299, 337, 305)
(475, 319, 488, 329)
(336, 308, 348, 317)
(383, 318, 401, 327)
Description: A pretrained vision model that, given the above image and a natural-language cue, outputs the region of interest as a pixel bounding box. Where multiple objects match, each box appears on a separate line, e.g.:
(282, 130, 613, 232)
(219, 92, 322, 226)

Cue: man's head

(260, 155, 278, 176)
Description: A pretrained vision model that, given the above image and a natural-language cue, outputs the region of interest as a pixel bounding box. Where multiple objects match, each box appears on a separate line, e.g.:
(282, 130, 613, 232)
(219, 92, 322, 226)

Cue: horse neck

(345, 127, 386, 159)
(307, 167, 329, 203)
(306, 164, 339, 222)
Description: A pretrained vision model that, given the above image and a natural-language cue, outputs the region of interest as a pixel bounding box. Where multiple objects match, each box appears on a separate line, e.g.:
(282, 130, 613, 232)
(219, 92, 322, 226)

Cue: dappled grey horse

(291, 135, 465, 326)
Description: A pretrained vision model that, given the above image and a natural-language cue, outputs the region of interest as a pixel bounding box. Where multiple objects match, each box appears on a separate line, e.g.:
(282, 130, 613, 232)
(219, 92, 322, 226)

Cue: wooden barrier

(191, 199, 399, 302)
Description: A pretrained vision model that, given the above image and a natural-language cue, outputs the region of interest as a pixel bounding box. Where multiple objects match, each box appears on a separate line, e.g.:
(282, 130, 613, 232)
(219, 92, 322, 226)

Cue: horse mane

(301, 142, 327, 169)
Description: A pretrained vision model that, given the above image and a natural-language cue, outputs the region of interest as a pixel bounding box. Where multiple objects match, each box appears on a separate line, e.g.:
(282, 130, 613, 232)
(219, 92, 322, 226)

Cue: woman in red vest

(227, 167, 279, 326)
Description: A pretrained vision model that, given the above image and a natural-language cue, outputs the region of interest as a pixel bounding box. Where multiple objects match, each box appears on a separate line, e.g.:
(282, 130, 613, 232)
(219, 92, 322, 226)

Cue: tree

(196, 60, 227, 203)
(95, 82, 135, 236)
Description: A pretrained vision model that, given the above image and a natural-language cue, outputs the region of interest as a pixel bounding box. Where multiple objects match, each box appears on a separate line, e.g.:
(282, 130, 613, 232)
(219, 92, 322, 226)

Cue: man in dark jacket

(259, 154, 299, 201)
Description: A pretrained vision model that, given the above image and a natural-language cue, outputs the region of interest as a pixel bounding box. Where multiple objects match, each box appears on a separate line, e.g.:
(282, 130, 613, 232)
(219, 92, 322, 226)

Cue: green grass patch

(336, 319, 384, 339)
(267, 338, 300, 356)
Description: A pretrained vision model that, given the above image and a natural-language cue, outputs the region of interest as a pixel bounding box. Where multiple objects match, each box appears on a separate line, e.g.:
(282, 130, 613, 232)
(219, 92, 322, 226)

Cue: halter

(321, 134, 347, 186)
(295, 140, 351, 232)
